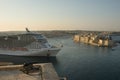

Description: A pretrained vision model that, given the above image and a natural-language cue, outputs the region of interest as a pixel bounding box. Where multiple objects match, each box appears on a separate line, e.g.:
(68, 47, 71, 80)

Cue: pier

(0, 63, 64, 80)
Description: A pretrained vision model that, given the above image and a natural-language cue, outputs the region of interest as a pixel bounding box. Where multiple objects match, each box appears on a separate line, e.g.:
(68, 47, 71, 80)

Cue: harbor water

(0, 36, 120, 80)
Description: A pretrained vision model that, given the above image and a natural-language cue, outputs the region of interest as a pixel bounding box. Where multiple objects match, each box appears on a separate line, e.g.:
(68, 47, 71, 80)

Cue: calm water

(0, 36, 120, 80)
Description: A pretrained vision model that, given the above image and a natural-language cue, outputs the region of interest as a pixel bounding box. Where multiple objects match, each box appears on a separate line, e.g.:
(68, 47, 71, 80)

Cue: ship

(0, 28, 61, 57)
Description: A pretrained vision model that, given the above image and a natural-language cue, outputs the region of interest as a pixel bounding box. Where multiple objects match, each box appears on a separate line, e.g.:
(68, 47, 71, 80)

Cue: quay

(0, 62, 66, 80)
(0, 62, 13, 66)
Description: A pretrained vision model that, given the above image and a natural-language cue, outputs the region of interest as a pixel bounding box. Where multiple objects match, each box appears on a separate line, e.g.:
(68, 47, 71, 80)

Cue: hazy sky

(0, 0, 120, 31)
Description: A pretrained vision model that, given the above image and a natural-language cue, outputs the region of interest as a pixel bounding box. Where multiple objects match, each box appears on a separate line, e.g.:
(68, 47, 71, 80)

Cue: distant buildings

(74, 32, 116, 47)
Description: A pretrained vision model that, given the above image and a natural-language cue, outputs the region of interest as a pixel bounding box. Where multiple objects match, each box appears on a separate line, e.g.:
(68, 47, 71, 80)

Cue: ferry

(0, 28, 61, 57)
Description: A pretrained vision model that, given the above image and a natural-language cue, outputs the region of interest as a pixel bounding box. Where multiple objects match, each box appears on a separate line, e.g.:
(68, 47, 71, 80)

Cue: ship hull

(0, 48, 61, 57)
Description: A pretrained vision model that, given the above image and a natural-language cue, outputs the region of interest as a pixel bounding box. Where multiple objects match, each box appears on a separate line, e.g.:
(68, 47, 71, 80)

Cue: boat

(0, 28, 61, 57)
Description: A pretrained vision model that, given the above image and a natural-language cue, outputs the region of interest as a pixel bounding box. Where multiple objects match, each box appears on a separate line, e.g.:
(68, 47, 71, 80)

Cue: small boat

(0, 28, 61, 57)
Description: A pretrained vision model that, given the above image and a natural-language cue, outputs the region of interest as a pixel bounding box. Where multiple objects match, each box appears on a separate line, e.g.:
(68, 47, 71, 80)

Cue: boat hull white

(0, 48, 61, 57)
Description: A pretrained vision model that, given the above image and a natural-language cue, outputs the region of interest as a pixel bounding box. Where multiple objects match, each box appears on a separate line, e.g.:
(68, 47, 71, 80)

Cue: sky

(0, 0, 120, 31)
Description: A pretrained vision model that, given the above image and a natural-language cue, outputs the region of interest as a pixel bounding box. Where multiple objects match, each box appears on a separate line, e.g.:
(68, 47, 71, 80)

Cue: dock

(0, 62, 13, 66)
(0, 63, 63, 80)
